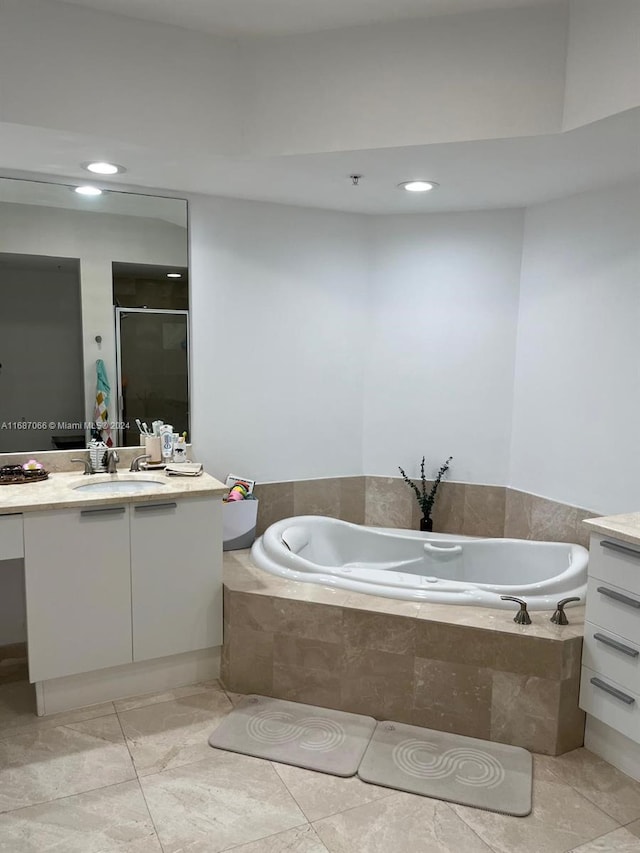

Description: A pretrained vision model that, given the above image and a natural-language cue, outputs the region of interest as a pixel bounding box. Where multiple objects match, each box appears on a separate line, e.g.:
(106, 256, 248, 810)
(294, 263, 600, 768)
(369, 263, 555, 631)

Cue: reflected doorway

(113, 261, 189, 447)
(115, 309, 189, 447)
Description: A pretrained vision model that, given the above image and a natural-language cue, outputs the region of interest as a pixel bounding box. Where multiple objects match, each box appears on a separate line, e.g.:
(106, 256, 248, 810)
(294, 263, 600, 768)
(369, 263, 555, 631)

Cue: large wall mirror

(0, 178, 189, 453)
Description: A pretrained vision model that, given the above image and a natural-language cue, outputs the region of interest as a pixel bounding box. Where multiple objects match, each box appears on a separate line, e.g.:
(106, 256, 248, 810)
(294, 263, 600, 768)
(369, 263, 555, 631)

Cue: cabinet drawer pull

(593, 632, 639, 658)
(590, 677, 636, 705)
(596, 586, 640, 609)
(80, 506, 126, 517)
(601, 539, 640, 560)
(134, 502, 178, 512)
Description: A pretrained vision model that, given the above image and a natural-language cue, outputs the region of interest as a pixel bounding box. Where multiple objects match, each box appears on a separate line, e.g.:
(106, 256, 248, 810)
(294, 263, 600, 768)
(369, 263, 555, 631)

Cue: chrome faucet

(71, 457, 92, 475)
(129, 454, 151, 472)
(105, 449, 119, 474)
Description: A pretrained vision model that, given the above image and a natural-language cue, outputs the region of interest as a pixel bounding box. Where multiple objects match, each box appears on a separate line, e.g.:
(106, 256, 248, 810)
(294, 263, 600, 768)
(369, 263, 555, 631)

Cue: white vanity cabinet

(130, 496, 221, 662)
(24, 506, 133, 682)
(580, 534, 640, 744)
(22, 495, 222, 684)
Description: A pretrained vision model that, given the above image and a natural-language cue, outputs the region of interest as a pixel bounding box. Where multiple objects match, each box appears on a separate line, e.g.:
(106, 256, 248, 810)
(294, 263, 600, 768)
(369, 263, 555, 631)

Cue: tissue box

(223, 499, 259, 551)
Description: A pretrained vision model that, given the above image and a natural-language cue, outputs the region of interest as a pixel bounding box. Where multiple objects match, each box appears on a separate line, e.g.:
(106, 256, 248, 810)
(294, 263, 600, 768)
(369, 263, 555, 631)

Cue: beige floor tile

(0, 715, 135, 813)
(114, 681, 223, 712)
(567, 827, 640, 852)
(0, 680, 115, 739)
(118, 687, 233, 776)
(210, 824, 329, 853)
(223, 689, 246, 706)
(140, 752, 306, 853)
(312, 791, 494, 853)
(537, 748, 640, 824)
(626, 818, 640, 837)
(451, 775, 618, 853)
(0, 780, 161, 852)
(271, 762, 394, 821)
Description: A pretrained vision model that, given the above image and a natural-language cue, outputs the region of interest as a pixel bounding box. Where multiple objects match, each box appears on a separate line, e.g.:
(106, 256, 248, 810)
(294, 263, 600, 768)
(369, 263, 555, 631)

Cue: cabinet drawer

(588, 535, 640, 596)
(586, 577, 640, 643)
(0, 514, 23, 561)
(580, 665, 640, 744)
(583, 620, 640, 694)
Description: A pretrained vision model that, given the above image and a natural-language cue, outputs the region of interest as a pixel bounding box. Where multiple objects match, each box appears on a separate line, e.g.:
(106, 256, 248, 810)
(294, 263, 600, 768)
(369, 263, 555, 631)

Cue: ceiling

(59, 0, 562, 37)
(1, 108, 638, 215)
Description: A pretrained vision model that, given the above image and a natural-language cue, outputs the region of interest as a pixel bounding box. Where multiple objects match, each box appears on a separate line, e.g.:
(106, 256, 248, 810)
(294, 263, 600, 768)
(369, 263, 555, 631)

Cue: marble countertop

(0, 469, 226, 514)
(583, 512, 640, 547)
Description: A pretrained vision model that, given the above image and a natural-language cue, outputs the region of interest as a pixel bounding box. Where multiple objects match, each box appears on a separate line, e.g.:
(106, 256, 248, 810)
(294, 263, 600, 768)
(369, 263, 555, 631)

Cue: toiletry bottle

(160, 424, 174, 462)
(173, 437, 187, 463)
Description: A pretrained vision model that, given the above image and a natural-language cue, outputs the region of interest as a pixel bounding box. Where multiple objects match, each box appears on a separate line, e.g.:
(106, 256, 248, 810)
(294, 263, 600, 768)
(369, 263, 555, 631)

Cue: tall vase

(420, 517, 433, 532)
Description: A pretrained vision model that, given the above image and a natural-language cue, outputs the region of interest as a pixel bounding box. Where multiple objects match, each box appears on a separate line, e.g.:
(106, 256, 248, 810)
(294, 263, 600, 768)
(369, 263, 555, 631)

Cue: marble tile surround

(253, 476, 597, 547)
(222, 555, 586, 756)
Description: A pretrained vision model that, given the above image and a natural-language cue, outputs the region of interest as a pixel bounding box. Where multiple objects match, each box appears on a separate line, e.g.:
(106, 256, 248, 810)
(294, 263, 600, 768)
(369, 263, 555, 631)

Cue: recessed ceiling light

(83, 161, 125, 175)
(398, 180, 439, 193)
(167, 273, 182, 278)
(74, 185, 103, 196)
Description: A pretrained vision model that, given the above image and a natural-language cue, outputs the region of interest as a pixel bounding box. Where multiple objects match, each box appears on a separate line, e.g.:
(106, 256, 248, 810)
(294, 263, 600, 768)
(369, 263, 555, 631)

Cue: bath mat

(209, 695, 376, 777)
(358, 721, 532, 816)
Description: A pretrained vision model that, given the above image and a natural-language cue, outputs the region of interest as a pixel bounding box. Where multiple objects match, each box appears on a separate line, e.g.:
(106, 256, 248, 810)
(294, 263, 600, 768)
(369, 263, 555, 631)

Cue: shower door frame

(114, 307, 190, 447)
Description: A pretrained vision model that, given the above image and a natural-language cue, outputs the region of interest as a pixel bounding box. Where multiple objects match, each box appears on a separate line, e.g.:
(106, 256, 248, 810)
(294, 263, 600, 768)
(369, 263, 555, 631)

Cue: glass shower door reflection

(116, 309, 189, 447)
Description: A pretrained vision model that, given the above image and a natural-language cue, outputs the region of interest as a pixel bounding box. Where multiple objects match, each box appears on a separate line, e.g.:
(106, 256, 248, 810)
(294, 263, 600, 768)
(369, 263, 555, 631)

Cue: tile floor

(1, 679, 639, 852)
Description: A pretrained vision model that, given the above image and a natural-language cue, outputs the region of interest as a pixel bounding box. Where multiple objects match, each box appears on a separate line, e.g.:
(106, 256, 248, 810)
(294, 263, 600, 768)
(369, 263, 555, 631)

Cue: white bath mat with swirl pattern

(358, 721, 532, 816)
(208, 695, 377, 776)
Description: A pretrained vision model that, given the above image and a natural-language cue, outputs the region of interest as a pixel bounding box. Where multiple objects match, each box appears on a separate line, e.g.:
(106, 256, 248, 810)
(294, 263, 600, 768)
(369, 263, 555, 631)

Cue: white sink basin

(73, 479, 166, 495)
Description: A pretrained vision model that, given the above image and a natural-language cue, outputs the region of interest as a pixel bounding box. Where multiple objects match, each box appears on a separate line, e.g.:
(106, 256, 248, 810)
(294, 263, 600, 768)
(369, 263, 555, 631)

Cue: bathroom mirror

(0, 177, 189, 453)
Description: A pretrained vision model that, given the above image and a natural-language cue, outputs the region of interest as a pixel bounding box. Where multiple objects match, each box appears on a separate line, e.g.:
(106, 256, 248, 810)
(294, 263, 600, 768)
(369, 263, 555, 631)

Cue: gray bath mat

(209, 695, 377, 777)
(358, 721, 532, 816)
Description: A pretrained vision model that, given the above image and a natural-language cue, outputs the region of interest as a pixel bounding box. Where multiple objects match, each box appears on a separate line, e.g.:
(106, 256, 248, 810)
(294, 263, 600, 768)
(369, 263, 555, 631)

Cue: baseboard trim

(35, 647, 221, 715)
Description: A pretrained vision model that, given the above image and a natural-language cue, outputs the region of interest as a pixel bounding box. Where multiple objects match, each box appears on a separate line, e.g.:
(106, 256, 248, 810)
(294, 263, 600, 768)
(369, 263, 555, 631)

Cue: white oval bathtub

(250, 516, 587, 609)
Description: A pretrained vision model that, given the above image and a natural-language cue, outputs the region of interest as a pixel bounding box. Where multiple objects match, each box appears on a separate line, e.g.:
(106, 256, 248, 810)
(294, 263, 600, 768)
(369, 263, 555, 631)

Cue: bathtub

(250, 516, 587, 609)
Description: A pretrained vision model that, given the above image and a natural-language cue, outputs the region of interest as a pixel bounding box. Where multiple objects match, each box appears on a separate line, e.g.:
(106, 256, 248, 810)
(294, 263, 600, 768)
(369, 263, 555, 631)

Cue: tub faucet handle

(500, 595, 532, 625)
(550, 597, 581, 625)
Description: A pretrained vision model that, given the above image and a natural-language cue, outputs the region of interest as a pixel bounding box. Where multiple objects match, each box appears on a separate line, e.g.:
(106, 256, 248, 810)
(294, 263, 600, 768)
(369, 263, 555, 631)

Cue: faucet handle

(500, 595, 532, 625)
(550, 597, 581, 625)
(71, 457, 92, 475)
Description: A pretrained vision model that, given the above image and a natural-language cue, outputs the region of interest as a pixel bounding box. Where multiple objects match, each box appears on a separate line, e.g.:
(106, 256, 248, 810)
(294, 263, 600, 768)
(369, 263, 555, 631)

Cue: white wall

(245, 4, 568, 155)
(510, 180, 640, 513)
(564, 0, 640, 130)
(189, 195, 368, 483)
(0, 202, 187, 433)
(363, 210, 524, 485)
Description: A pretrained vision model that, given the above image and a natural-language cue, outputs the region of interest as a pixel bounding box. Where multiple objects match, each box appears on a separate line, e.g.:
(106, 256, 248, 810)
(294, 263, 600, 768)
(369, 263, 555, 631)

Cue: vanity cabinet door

(24, 507, 133, 682)
(130, 496, 222, 662)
